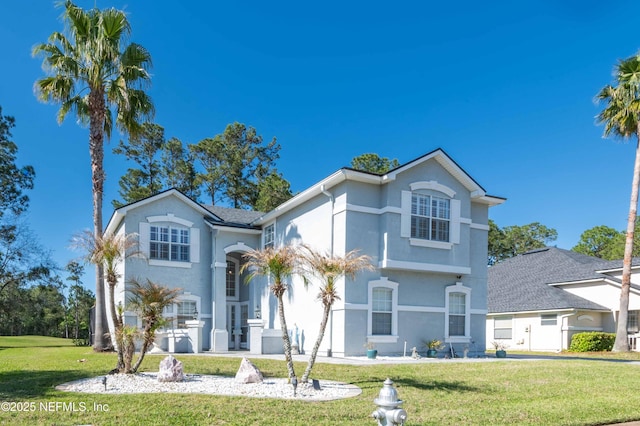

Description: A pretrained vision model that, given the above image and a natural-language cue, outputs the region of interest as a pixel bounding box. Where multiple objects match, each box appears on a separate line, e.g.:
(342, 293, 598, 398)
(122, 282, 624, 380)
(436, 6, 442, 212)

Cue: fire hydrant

(372, 378, 407, 425)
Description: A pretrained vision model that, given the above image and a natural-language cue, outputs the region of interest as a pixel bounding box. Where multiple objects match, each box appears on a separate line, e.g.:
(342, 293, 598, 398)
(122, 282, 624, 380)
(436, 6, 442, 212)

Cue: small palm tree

(298, 246, 374, 383)
(34, 1, 154, 351)
(241, 246, 301, 382)
(127, 278, 180, 373)
(596, 55, 640, 352)
(72, 230, 139, 371)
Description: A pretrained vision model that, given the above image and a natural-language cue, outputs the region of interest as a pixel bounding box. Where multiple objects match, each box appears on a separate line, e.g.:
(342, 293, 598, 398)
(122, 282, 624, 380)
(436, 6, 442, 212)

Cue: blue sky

(2, 0, 640, 289)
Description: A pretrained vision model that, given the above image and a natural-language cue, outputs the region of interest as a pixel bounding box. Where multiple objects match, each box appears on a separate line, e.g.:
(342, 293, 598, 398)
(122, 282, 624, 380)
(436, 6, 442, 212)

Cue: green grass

(2, 336, 640, 425)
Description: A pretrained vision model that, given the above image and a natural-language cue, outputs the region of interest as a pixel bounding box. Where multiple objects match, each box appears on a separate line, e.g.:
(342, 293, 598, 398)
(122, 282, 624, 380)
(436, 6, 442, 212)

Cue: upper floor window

(150, 225, 190, 262)
(411, 194, 450, 242)
(263, 224, 275, 249)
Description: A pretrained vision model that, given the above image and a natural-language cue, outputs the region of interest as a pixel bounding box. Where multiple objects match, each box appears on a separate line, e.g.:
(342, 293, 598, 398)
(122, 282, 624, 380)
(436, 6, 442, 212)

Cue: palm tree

(596, 55, 640, 352)
(298, 246, 374, 383)
(127, 278, 180, 373)
(72, 230, 139, 371)
(33, 1, 154, 351)
(241, 246, 301, 382)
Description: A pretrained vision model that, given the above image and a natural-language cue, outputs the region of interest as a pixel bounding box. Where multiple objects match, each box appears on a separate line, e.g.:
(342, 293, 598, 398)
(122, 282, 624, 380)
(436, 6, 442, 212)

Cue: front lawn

(1, 336, 640, 425)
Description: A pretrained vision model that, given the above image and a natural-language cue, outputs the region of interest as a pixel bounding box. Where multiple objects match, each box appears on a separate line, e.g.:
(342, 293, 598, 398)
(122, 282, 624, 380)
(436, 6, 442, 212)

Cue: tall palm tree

(596, 55, 640, 352)
(241, 246, 301, 382)
(298, 246, 373, 383)
(33, 1, 154, 351)
(72, 230, 139, 371)
(127, 278, 180, 373)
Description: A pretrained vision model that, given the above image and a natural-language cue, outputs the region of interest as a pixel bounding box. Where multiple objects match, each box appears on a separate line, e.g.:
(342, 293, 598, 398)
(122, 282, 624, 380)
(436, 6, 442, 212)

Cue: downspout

(320, 184, 335, 356)
(320, 184, 335, 255)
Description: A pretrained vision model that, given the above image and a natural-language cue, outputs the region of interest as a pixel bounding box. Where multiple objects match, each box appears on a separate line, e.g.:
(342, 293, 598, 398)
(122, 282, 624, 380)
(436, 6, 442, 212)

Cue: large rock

(235, 357, 263, 384)
(157, 355, 184, 382)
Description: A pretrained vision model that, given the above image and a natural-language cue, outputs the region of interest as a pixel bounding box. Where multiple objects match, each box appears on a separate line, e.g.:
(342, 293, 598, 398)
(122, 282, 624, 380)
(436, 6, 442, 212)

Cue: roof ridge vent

(522, 247, 550, 256)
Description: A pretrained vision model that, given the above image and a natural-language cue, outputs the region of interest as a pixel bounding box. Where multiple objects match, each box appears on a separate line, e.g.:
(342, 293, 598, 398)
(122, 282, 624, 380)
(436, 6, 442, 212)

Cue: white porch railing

(628, 334, 640, 351)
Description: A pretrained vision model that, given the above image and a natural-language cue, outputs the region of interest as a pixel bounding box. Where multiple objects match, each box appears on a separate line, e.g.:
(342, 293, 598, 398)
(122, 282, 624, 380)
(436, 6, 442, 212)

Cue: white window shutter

(400, 190, 411, 238)
(139, 222, 150, 258)
(191, 228, 200, 263)
(451, 199, 461, 244)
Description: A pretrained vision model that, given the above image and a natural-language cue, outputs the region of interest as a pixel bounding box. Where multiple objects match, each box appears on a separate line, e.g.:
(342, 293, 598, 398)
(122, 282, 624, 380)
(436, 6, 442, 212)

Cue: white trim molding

(445, 282, 472, 343)
(367, 277, 399, 343)
(410, 180, 457, 198)
(379, 258, 471, 275)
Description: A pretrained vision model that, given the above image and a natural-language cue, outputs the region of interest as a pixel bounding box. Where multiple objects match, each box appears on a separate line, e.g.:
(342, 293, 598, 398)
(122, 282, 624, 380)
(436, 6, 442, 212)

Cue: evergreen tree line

(0, 106, 95, 341)
(112, 122, 294, 212)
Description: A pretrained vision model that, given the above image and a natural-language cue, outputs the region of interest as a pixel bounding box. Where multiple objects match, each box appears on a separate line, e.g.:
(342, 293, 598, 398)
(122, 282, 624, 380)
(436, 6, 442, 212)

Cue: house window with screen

(541, 314, 557, 326)
(263, 224, 274, 249)
(177, 301, 197, 328)
(226, 259, 238, 300)
(448, 292, 466, 336)
(411, 193, 450, 241)
(372, 287, 392, 335)
(150, 225, 190, 262)
(494, 316, 513, 339)
(628, 311, 639, 333)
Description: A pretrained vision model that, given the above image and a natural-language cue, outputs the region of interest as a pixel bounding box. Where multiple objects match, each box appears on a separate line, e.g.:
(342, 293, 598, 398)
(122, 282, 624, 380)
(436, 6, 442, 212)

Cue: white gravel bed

(56, 373, 361, 401)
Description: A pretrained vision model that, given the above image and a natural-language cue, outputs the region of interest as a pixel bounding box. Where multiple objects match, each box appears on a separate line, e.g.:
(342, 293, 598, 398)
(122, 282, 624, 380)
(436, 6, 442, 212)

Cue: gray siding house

(104, 148, 504, 356)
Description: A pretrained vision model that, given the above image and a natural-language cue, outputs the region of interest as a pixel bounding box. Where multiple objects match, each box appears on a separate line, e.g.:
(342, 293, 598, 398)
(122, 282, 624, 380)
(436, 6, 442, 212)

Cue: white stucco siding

(558, 282, 635, 311)
(487, 310, 610, 353)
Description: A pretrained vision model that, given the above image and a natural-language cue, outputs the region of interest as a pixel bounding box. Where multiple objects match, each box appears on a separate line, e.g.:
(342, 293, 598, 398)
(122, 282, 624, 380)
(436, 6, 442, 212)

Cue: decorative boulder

(157, 355, 184, 382)
(235, 357, 263, 384)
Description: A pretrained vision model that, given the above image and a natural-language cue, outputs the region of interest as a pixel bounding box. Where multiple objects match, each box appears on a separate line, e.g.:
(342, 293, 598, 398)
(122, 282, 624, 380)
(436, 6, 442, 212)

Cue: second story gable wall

(122, 194, 212, 306)
(376, 157, 475, 271)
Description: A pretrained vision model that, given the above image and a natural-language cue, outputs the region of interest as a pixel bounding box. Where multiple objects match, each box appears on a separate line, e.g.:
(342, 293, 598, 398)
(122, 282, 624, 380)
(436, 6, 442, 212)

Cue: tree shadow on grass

(0, 369, 92, 399)
(394, 377, 480, 393)
(349, 376, 480, 394)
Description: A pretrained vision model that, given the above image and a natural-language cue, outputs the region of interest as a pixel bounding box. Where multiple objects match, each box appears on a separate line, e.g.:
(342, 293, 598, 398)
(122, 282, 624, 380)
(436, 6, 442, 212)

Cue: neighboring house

(104, 148, 504, 356)
(487, 247, 640, 352)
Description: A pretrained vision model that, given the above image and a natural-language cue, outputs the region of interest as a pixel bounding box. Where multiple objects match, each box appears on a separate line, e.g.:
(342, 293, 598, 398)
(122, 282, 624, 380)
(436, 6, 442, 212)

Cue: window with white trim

(367, 278, 399, 342)
(411, 193, 450, 242)
(494, 316, 512, 339)
(629, 311, 639, 333)
(445, 282, 471, 341)
(541, 314, 557, 326)
(226, 259, 239, 300)
(150, 225, 190, 262)
(177, 301, 197, 328)
(372, 288, 392, 335)
(448, 292, 466, 336)
(263, 224, 275, 249)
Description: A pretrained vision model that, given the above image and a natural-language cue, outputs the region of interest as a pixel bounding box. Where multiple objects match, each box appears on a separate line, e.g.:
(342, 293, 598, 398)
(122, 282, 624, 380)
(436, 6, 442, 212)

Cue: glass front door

(227, 302, 249, 349)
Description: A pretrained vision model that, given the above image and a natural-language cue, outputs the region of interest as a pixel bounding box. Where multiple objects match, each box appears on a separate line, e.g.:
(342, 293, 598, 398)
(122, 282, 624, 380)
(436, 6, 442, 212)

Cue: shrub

(569, 332, 615, 352)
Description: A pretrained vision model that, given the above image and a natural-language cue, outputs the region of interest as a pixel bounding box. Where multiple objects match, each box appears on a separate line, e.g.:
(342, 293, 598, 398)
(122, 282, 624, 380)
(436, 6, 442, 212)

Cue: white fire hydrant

(372, 378, 407, 425)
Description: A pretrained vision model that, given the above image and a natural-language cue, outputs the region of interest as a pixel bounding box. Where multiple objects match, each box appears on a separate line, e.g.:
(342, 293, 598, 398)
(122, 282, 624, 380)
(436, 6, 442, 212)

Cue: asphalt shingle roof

(203, 205, 264, 226)
(488, 247, 614, 314)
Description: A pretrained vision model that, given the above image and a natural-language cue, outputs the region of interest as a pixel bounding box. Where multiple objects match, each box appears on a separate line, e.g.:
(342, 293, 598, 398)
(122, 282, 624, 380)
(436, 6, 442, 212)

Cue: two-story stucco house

(104, 148, 505, 356)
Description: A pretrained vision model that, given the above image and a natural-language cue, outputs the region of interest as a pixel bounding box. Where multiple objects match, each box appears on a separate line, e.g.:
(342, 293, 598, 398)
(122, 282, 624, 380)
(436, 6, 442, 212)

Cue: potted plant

(491, 340, 508, 358)
(424, 339, 444, 358)
(365, 341, 377, 359)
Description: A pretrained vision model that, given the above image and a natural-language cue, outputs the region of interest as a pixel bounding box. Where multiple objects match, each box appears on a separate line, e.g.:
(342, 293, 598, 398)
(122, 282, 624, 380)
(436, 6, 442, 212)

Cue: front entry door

(227, 302, 249, 350)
